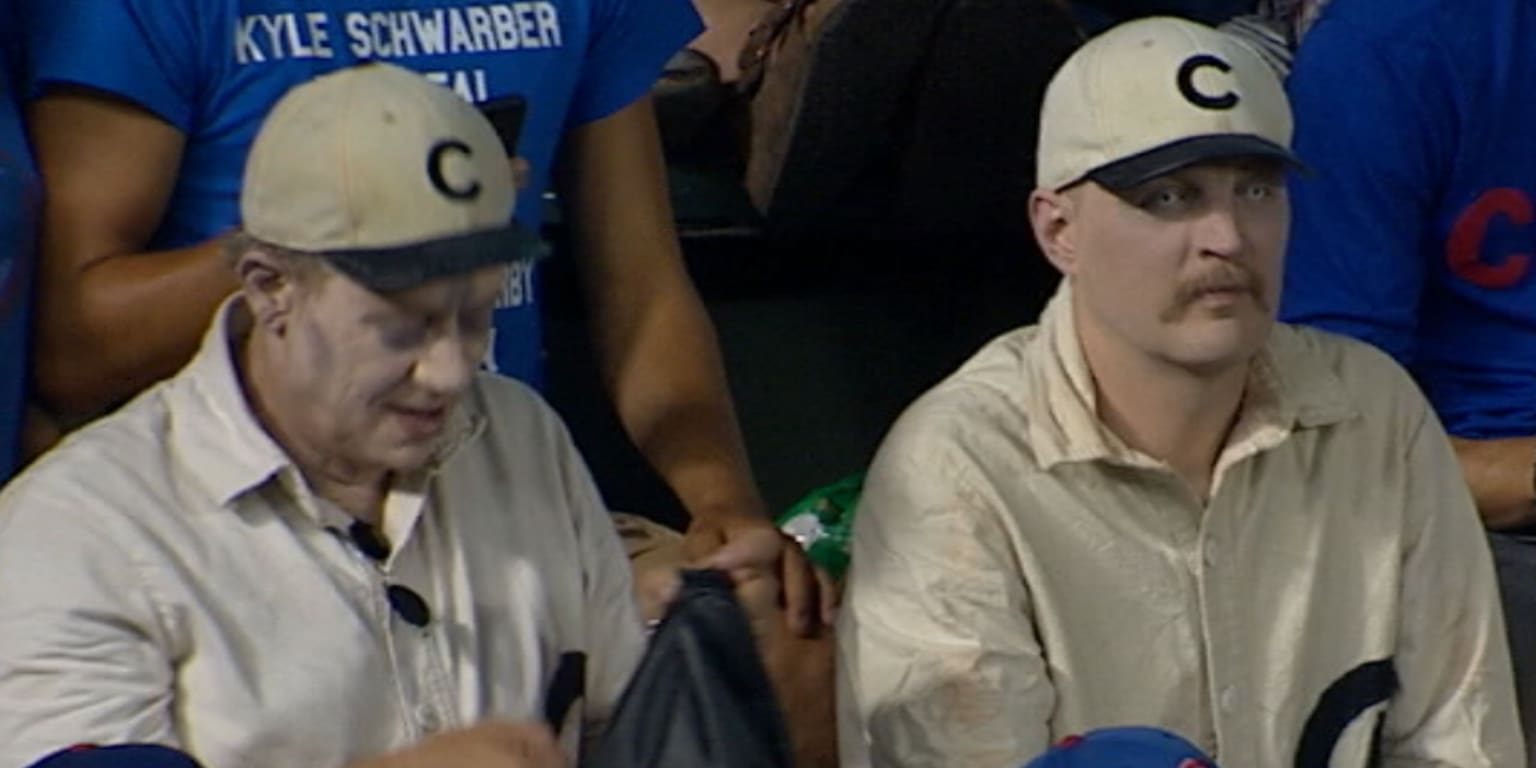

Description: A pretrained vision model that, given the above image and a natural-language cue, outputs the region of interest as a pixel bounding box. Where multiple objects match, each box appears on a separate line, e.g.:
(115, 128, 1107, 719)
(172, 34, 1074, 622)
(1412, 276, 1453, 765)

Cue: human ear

(1030, 188, 1078, 276)
(236, 246, 304, 337)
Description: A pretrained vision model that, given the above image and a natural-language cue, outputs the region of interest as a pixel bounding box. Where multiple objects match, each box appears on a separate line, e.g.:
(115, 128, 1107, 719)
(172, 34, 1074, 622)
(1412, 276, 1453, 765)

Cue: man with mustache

(0, 64, 642, 768)
(836, 16, 1522, 768)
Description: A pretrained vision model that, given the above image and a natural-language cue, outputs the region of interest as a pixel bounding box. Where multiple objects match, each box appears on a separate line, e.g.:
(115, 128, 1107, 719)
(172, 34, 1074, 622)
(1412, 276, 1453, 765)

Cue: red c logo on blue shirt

(1447, 187, 1533, 288)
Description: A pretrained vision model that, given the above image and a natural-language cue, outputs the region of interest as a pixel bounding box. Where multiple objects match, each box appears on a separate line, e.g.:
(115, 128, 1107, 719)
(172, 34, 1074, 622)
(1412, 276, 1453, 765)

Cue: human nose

(1193, 199, 1245, 259)
(412, 330, 477, 396)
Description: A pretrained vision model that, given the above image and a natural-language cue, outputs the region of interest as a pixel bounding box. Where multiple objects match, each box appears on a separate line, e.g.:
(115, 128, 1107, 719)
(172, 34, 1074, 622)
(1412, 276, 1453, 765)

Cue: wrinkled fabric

(585, 570, 793, 768)
(839, 283, 1522, 768)
(0, 299, 644, 768)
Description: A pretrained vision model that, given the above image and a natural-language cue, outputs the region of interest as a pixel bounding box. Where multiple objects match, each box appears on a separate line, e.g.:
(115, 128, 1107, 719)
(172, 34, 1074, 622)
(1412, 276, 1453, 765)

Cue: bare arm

(28, 87, 236, 421)
(555, 95, 762, 525)
(556, 95, 834, 632)
(1450, 436, 1536, 530)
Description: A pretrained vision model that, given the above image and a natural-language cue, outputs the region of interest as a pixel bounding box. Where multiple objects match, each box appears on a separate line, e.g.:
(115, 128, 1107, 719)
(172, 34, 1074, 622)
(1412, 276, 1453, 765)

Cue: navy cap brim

(1081, 133, 1307, 191)
(320, 222, 546, 293)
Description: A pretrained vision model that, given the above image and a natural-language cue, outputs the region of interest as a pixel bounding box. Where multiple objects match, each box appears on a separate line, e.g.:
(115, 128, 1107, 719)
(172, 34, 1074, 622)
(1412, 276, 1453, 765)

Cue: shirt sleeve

(24, 0, 205, 131)
(0, 483, 181, 767)
(555, 423, 644, 740)
(565, 0, 703, 126)
(1380, 404, 1525, 766)
(837, 410, 1053, 768)
(1278, 18, 1453, 366)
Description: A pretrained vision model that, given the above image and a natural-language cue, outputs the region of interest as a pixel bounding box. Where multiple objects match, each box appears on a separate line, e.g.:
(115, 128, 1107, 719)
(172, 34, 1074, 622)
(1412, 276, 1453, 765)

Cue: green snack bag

(776, 473, 864, 581)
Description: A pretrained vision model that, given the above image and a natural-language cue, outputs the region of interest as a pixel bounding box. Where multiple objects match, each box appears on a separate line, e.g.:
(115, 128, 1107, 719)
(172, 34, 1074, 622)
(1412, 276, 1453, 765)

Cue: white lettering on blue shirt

(239, 5, 563, 64)
(233, 12, 336, 63)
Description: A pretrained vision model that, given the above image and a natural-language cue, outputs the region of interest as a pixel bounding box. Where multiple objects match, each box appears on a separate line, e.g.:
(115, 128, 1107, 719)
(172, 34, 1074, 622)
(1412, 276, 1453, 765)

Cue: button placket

(331, 519, 430, 740)
(1199, 485, 1246, 762)
(417, 705, 442, 734)
(388, 527, 461, 739)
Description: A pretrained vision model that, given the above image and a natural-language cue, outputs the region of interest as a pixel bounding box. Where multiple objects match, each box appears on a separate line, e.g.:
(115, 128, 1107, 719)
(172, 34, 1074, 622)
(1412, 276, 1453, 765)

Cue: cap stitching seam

(337, 73, 361, 250)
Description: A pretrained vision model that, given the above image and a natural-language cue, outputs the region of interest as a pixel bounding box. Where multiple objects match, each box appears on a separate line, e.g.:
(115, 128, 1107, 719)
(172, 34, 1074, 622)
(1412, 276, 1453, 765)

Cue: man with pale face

(836, 17, 1522, 768)
(0, 64, 640, 768)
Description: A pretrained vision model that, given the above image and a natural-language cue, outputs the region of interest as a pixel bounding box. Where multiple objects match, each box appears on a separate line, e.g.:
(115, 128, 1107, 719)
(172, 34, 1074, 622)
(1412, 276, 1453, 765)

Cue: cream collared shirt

(0, 300, 643, 768)
(838, 284, 1523, 768)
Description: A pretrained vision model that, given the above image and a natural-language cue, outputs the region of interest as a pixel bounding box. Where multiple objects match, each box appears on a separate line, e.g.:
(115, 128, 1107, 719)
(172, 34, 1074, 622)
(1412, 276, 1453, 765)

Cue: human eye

(1137, 183, 1193, 212)
(1237, 166, 1286, 202)
(1241, 180, 1279, 201)
(460, 307, 494, 340)
(379, 317, 429, 349)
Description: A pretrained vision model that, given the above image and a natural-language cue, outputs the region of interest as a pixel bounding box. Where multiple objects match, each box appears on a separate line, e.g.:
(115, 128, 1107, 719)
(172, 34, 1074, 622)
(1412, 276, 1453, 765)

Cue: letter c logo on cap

(1177, 54, 1239, 110)
(426, 139, 482, 201)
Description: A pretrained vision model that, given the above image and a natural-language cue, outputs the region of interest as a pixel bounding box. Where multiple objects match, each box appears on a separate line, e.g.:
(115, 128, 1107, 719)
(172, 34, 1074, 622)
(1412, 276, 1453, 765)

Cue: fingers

(366, 721, 566, 768)
(680, 517, 842, 638)
(632, 565, 682, 624)
(508, 156, 532, 190)
(731, 568, 780, 620)
(680, 522, 726, 562)
(779, 542, 817, 636)
(475, 721, 564, 768)
(697, 525, 781, 572)
(816, 562, 842, 628)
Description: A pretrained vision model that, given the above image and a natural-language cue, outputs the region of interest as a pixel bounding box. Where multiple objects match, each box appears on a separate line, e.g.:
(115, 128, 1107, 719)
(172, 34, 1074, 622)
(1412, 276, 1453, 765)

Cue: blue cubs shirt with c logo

(1281, 0, 1536, 439)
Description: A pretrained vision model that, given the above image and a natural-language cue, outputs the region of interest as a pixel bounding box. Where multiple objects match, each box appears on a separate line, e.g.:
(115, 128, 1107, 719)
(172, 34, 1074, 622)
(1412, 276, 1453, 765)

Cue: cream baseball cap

(241, 62, 541, 292)
(1036, 16, 1303, 191)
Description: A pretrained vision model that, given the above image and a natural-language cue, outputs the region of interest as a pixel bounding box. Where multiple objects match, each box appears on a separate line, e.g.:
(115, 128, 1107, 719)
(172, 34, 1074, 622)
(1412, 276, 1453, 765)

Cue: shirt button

(419, 709, 441, 734)
(1219, 686, 1237, 712)
(1203, 546, 1217, 568)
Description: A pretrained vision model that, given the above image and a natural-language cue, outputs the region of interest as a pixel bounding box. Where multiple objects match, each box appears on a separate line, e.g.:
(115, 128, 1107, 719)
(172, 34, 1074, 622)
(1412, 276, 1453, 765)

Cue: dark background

(541, 225, 1060, 530)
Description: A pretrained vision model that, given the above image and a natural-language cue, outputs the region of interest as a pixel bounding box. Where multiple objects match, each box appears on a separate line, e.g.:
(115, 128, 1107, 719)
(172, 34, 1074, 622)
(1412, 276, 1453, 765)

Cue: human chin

(358, 408, 453, 471)
(1165, 316, 1269, 371)
(360, 434, 443, 474)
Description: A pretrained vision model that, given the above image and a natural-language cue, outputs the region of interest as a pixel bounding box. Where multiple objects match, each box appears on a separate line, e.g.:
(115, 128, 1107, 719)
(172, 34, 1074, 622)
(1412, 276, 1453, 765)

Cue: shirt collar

(166, 298, 292, 508)
(1021, 281, 1356, 471)
(166, 298, 485, 512)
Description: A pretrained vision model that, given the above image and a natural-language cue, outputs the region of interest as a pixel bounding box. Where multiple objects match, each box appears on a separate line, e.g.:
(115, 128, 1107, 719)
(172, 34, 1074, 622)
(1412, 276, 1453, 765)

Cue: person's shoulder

(1275, 323, 1413, 383)
(880, 326, 1046, 466)
(468, 372, 563, 429)
(461, 373, 583, 463)
(1310, 0, 1437, 33)
(1271, 323, 1428, 424)
(448, 375, 607, 548)
(30, 0, 221, 46)
(1305, 0, 1486, 50)
(24, 0, 228, 129)
(906, 325, 1038, 417)
(0, 391, 177, 537)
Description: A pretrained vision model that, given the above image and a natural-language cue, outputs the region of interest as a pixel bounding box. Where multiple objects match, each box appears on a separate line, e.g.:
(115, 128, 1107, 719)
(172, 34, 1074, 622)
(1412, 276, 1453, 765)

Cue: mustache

(1160, 266, 1269, 321)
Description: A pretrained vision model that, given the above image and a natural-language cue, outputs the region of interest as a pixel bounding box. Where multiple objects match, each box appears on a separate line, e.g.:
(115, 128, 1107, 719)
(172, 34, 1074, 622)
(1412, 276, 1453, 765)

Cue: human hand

(348, 722, 564, 768)
(509, 157, 531, 190)
(683, 510, 840, 637)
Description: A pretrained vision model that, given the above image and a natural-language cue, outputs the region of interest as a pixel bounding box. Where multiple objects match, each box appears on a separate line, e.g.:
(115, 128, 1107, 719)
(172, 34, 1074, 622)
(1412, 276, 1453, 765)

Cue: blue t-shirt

(1280, 0, 1536, 439)
(0, 4, 38, 484)
(27, 0, 701, 388)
